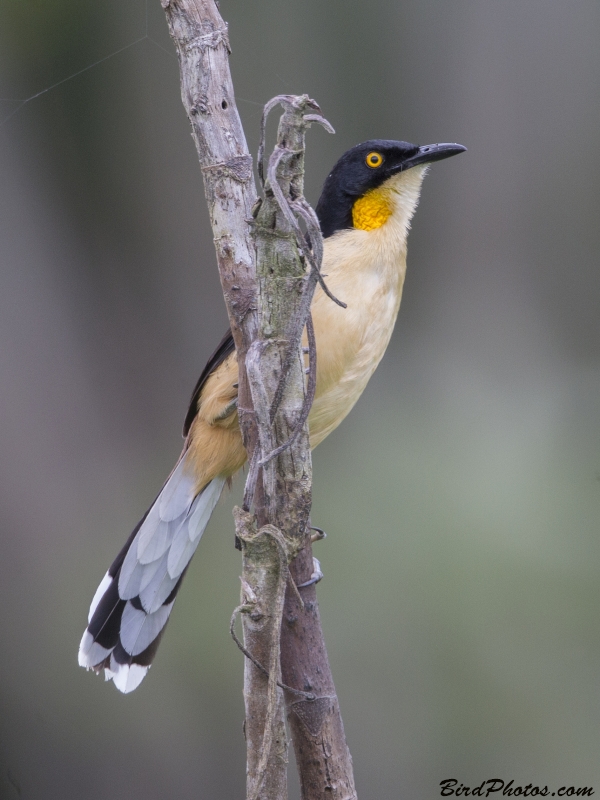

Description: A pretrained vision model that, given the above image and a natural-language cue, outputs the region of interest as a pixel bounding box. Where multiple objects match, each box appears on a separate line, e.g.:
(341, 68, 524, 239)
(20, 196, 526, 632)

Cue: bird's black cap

(316, 139, 466, 238)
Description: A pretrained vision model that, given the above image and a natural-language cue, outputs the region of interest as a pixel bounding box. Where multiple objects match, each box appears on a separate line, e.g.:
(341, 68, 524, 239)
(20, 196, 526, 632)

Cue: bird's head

(316, 139, 466, 239)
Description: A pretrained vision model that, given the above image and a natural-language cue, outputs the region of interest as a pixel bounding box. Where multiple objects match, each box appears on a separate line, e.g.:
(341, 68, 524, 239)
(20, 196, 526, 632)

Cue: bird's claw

(297, 557, 323, 588)
(310, 526, 326, 543)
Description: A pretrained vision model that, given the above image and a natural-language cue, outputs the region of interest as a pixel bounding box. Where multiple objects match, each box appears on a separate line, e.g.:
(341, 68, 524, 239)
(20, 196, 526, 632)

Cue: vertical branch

(250, 96, 318, 531)
(160, 2, 285, 794)
(239, 94, 325, 799)
(281, 547, 357, 800)
(234, 509, 292, 800)
(245, 94, 356, 800)
(160, 3, 357, 798)
(160, 0, 259, 459)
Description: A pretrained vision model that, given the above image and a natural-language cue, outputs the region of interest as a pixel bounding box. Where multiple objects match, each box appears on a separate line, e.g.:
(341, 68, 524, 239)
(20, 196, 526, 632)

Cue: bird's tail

(78, 451, 225, 693)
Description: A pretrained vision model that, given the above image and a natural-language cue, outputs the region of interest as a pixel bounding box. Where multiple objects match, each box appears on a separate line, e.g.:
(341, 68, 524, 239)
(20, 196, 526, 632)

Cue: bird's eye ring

(366, 151, 384, 168)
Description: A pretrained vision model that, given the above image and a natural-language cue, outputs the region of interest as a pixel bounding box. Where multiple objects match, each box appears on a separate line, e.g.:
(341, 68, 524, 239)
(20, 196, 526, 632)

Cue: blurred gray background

(1, 1, 600, 798)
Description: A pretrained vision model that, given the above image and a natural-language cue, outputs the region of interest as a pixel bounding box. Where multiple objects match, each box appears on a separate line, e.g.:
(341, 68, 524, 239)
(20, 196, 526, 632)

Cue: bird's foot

(297, 557, 324, 588)
(310, 525, 326, 544)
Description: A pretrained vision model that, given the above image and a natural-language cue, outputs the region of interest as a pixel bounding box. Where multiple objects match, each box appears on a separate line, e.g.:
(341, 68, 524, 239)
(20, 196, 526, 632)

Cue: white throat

(382, 164, 429, 246)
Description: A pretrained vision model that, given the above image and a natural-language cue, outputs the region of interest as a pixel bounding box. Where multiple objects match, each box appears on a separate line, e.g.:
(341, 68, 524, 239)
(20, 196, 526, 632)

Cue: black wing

(182, 329, 236, 437)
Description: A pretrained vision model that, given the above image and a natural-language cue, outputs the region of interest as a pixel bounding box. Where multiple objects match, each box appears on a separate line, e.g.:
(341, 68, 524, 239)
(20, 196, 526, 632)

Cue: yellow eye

(366, 151, 383, 168)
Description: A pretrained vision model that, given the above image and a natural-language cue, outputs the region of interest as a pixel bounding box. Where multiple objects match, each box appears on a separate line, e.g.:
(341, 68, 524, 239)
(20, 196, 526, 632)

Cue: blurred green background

(1, 1, 600, 798)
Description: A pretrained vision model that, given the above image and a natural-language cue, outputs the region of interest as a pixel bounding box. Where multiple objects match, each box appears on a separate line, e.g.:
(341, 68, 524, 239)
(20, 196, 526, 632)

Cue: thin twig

(257, 95, 292, 189)
(230, 607, 314, 701)
(242, 448, 260, 512)
(260, 96, 346, 310)
(246, 340, 277, 513)
(257, 95, 323, 189)
(266, 141, 346, 310)
(291, 198, 346, 308)
(287, 570, 306, 610)
(266, 169, 343, 427)
(253, 95, 346, 481)
(302, 113, 336, 134)
(260, 313, 317, 466)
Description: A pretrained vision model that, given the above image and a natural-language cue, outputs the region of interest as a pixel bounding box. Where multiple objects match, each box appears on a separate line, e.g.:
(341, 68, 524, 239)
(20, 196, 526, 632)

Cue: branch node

(201, 154, 253, 183)
(181, 26, 230, 54)
(290, 695, 337, 737)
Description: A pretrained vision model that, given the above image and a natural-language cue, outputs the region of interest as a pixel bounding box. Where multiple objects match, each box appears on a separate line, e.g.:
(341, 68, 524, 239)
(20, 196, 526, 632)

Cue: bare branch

(161, 0, 260, 469)
(281, 547, 358, 800)
(260, 313, 317, 466)
(160, 4, 357, 797)
(249, 92, 357, 800)
(233, 509, 291, 800)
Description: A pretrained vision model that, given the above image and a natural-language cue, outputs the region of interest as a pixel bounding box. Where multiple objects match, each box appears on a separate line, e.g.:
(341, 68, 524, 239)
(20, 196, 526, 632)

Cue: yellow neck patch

(352, 189, 392, 231)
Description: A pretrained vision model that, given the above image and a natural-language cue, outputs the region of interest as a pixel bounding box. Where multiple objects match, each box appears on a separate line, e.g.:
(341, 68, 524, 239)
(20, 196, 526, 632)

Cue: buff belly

(186, 221, 408, 493)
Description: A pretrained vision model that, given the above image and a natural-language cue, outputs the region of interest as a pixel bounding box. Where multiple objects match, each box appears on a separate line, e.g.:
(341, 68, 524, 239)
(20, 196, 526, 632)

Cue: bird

(78, 138, 466, 693)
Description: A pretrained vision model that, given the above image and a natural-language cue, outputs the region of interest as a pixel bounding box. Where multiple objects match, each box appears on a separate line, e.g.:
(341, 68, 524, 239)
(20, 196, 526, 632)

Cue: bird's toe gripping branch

(309, 525, 326, 543)
(297, 556, 324, 589)
(297, 526, 326, 586)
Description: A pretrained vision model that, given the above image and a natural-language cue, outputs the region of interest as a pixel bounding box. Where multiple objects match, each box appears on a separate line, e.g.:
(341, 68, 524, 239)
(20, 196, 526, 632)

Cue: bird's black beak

(394, 142, 467, 173)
